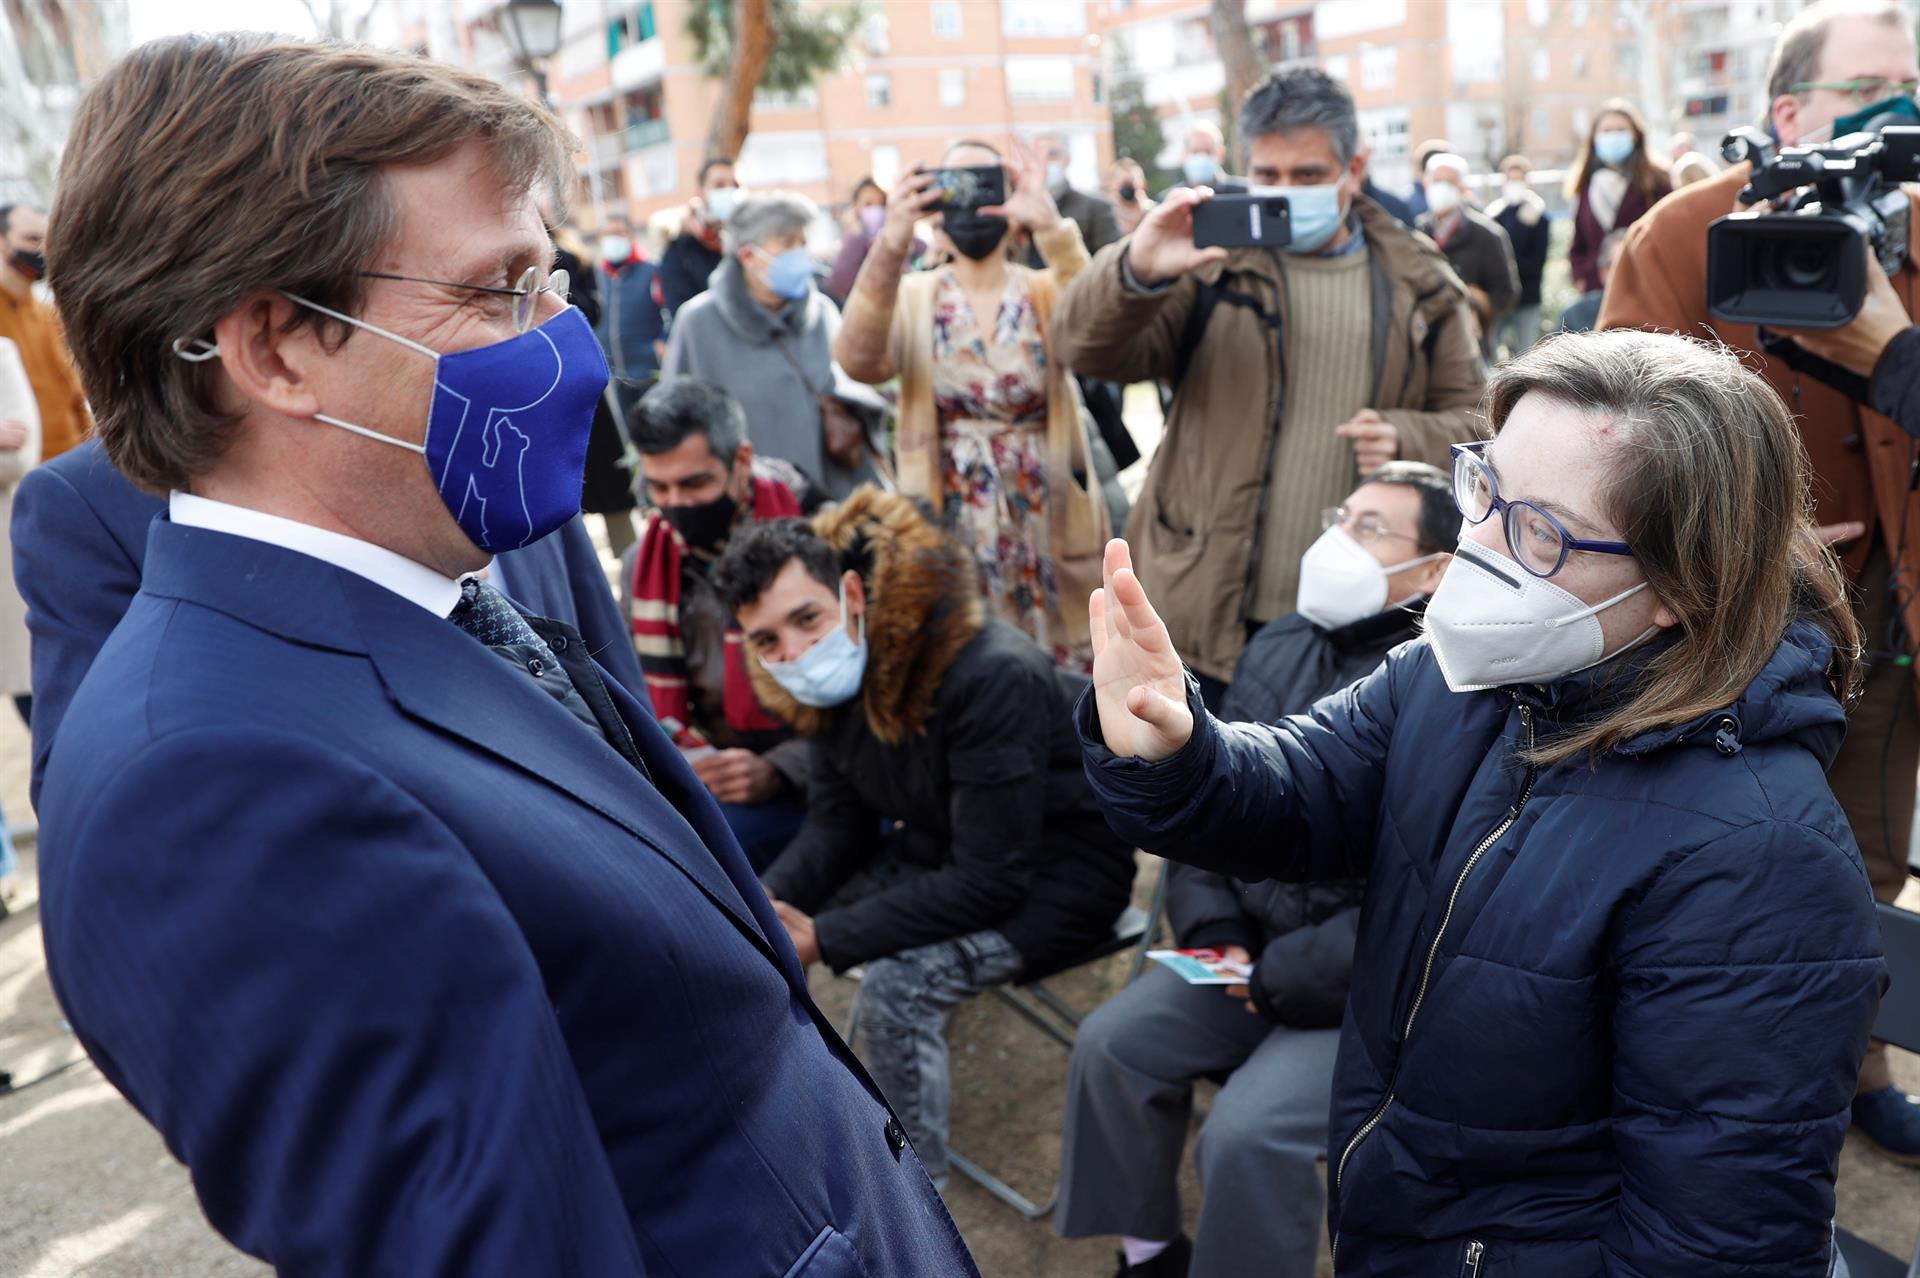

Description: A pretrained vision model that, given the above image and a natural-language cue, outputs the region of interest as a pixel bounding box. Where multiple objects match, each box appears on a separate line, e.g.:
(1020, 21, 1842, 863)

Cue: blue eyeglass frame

(1450, 441, 1633, 579)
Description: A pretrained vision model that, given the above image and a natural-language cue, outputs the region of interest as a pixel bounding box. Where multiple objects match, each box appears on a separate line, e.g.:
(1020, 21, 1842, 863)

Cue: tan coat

(835, 220, 1109, 648)
(1049, 196, 1486, 681)
(1599, 165, 1920, 650)
(0, 338, 41, 696)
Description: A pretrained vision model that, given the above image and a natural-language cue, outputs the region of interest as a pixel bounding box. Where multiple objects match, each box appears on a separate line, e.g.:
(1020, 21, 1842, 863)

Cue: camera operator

(1599, 0, 1920, 1160)
(1050, 67, 1483, 709)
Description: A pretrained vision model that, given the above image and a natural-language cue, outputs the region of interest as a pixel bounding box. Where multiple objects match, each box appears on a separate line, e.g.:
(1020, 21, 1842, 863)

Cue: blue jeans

(853, 929, 1025, 1187)
(718, 795, 806, 874)
(0, 805, 17, 882)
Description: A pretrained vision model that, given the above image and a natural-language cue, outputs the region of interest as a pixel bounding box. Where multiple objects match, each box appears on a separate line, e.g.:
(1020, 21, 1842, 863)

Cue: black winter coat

(764, 620, 1134, 973)
(1169, 604, 1420, 1027)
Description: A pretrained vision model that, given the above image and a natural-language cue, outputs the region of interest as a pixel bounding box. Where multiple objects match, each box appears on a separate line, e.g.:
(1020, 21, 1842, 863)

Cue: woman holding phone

(1079, 329, 1883, 1275)
(834, 138, 1108, 670)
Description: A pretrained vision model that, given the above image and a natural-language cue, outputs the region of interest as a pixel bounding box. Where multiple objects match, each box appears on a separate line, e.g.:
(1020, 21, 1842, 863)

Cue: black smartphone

(1192, 192, 1292, 249)
(930, 165, 1006, 210)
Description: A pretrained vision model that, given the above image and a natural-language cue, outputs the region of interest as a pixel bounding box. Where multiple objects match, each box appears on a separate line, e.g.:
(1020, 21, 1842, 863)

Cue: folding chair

(1836, 902, 1920, 1278)
(844, 856, 1173, 1219)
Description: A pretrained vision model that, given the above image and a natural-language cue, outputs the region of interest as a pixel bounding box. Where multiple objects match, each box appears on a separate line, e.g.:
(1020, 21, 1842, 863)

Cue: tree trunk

(706, 0, 775, 161)
(1208, 0, 1266, 128)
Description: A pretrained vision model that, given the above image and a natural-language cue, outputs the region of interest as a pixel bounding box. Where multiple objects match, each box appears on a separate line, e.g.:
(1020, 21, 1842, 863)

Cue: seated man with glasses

(1055, 462, 1454, 1278)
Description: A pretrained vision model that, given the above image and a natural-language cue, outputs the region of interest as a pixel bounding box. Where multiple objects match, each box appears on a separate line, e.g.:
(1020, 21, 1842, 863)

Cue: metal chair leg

(987, 986, 1078, 1049)
(1125, 856, 1172, 984)
(1026, 981, 1086, 1029)
(949, 1150, 1058, 1220)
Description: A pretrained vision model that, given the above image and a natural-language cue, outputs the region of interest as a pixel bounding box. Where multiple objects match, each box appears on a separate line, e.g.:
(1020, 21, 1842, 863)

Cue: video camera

(1706, 116, 1920, 329)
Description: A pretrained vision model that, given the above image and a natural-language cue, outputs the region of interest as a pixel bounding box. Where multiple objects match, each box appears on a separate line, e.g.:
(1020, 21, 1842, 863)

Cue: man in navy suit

(13, 437, 648, 807)
(35, 34, 977, 1277)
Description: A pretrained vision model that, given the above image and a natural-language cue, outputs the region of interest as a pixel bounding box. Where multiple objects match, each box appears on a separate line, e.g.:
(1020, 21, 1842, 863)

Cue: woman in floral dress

(834, 138, 1107, 669)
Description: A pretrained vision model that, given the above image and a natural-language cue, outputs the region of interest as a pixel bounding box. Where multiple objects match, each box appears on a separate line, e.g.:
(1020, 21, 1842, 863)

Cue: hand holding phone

(1123, 187, 1231, 288)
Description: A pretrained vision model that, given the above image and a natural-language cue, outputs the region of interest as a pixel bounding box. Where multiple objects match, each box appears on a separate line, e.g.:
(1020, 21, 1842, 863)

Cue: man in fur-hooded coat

(714, 487, 1135, 1187)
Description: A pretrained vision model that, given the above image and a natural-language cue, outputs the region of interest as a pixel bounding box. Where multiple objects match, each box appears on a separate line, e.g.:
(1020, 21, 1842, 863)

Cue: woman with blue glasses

(1078, 328, 1882, 1277)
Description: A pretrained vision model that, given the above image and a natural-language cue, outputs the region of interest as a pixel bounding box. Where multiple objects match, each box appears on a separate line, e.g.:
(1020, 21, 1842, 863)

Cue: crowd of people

(4, 1, 1920, 1276)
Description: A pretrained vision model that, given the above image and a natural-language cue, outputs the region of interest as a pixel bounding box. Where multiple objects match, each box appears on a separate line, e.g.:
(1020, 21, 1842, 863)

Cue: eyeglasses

(1450, 441, 1632, 579)
(1321, 505, 1416, 546)
(1790, 78, 1920, 107)
(356, 264, 571, 333)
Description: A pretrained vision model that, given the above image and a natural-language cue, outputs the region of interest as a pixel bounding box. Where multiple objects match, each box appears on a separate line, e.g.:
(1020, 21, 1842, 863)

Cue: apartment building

(416, 0, 1119, 225)
(1096, 0, 1660, 194)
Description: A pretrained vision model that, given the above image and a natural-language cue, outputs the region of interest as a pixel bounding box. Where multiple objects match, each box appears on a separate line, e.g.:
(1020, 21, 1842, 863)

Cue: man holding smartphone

(1050, 67, 1483, 708)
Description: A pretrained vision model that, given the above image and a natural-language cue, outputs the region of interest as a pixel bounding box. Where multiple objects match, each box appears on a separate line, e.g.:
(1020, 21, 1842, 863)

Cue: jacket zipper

(1330, 706, 1537, 1267)
(1463, 1239, 1485, 1278)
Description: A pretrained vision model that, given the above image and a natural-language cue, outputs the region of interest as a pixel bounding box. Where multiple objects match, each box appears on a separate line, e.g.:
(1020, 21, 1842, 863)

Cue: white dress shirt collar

(169, 491, 469, 617)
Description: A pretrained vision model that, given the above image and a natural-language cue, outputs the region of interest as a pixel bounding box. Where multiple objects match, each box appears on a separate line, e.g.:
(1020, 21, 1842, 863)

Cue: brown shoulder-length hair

(48, 34, 573, 493)
(1565, 97, 1672, 205)
(1481, 330, 1861, 767)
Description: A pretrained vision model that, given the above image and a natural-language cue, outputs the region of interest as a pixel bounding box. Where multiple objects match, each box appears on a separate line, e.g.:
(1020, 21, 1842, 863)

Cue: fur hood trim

(749, 487, 985, 744)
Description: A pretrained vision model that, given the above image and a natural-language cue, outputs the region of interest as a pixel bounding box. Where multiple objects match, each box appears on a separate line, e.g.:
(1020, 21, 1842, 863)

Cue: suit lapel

(345, 578, 782, 965)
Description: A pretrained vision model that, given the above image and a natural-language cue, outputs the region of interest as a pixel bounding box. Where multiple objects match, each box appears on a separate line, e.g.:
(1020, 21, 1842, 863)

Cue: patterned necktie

(449, 577, 560, 670)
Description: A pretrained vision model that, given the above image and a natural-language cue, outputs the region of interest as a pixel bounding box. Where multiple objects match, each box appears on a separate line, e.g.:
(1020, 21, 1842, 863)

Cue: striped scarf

(630, 476, 801, 743)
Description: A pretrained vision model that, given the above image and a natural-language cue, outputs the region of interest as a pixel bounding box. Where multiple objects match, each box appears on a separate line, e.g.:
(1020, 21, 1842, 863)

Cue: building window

(1001, 0, 1087, 39)
(1573, 51, 1589, 77)
(754, 85, 819, 111)
(1323, 53, 1351, 82)
(1361, 45, 1397, 91)
(1527, 0, 1550, 25)
(865, 74, 892, 109)
(1532, 49, 1549, 81)
(932, 0, 963, 38)
(1005, 56, 1076, 102)
(862, 11, 889, 54)
(607, 2, 656, 55)
(1571, 0, 1590, 24)
(939, 68, 966, 107)
(1532, 107, 1551, 140)
(871, 145, 902, 190)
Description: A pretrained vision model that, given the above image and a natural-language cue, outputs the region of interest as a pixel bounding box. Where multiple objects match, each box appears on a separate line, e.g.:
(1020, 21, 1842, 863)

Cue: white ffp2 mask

(1295, 526, 1445, 630)
(1424, 538, 1653, 692)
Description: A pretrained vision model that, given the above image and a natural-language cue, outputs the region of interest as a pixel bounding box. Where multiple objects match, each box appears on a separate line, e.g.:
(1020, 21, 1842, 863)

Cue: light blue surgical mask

(762, 587, 868, 708)
(1258, 181, 1345, 254)
(1182, 153, 1219, 186)
(765, 247, 813, 301)
(1593, 130, 1637, 167)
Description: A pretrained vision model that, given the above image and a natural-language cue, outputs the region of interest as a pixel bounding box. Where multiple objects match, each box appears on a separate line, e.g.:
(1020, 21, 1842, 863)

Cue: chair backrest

(1874, 903, 1920, 1053)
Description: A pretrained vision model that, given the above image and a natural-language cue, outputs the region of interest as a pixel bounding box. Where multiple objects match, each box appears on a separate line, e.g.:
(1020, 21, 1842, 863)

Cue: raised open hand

(1090, 539, 1194, 762)
(979, 136, 1062, 236)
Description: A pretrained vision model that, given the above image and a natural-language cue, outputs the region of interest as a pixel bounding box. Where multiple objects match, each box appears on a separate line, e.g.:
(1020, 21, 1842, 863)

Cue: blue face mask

(267, 297, 607, 554)
(1182, 153, 1219, 186)
(1593, 130, 1637, 166)
(765, 247, 814, 301)
(1258, 181, 1346, 254)
(761, 587, 868, 708)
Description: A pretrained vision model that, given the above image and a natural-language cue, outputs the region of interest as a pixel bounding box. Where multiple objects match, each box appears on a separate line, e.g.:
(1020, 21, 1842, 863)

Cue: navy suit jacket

(12, 438, 648, 806)
(38, 519, 977, 1277)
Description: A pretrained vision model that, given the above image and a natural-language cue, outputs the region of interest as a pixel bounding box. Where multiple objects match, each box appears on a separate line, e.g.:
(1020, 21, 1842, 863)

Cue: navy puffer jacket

(1081, 623, 1884, 1277)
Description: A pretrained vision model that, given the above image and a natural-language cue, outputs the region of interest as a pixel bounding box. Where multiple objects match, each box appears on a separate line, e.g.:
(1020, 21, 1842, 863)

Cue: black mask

(942, 209, 1009, 261)
(1118, 182, 1137, 202)
(662, 490, 738, 551)
(9, 249, 43, 281)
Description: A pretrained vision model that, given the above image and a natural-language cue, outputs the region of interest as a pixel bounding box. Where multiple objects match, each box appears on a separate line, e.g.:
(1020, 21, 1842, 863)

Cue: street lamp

(497, 0, 564, 99)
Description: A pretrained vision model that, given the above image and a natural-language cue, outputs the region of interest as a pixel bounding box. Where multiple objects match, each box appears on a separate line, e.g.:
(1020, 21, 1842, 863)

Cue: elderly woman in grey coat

(662, 192, 884, 500)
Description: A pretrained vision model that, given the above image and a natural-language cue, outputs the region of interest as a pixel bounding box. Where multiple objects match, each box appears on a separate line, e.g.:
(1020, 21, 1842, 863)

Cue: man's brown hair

(49, 34, 573, 491)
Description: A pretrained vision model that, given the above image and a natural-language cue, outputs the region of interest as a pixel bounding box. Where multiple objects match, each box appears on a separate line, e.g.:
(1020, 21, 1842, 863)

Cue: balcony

(611, 36, 664, 91)
(624, 118, 670, 152)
